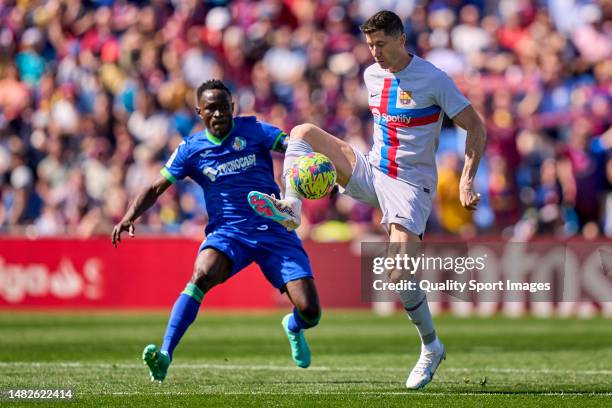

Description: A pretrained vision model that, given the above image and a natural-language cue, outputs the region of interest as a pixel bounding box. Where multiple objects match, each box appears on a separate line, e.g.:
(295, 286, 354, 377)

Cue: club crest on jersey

(398, 90, 413, 107)
(232, 137, 246, 151)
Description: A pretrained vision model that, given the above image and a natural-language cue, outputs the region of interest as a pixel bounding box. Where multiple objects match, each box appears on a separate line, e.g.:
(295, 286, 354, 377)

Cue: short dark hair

(360, 10, 404, 37)
(196, 79, 231, 102)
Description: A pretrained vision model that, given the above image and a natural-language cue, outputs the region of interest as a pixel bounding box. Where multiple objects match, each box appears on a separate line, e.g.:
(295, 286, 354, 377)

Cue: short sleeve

(258, 121, 287, 151)
(432, 71, 471, 119)
(161, 141, 189, 183)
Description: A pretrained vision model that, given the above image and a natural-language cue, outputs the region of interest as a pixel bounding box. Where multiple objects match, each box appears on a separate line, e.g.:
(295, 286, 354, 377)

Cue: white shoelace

(412, 349, 438, 375)
(270, 195, 298, 218)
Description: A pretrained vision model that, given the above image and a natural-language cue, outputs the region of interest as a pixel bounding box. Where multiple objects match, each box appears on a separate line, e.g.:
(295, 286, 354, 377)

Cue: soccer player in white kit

(249, 10, 486, 389)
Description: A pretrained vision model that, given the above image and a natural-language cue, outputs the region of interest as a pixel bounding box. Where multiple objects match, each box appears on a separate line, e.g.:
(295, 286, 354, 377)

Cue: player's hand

(111, 220, 135, 248)
(459, 183, 480, 211)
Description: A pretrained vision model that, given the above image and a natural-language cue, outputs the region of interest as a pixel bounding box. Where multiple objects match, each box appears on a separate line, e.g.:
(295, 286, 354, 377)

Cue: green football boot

(281, 314, 311, 368)
(142, 344, 171, 382)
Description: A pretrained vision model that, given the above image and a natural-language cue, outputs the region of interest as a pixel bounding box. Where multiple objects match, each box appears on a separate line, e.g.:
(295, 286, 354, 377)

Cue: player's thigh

(291, 123, 355, 186)
(340, 147, 379, 208)
(191, 248, 233, 292)
(285, 277, 321, 319)
(254, 236, 314, 292)
(373, 170, 433, 238)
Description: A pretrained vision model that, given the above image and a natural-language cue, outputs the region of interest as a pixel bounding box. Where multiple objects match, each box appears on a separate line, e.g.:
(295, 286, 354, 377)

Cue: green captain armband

(160, 167, 177, 184)
(272, 131, 288, 153)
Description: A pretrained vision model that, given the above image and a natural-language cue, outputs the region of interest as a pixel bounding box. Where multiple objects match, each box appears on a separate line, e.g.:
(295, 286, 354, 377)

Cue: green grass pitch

(1, 311, 611, 407)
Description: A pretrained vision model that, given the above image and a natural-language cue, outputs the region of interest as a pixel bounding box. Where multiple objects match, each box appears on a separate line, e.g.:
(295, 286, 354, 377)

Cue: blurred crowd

(0, 0, 610, 241)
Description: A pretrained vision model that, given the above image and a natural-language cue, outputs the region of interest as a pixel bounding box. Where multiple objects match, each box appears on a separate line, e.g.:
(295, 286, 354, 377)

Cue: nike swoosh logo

(256, 225, 269, 231)
(370, 93, 380, 98)
(395, 214, 410, 220)
(200, 151, 212, 158)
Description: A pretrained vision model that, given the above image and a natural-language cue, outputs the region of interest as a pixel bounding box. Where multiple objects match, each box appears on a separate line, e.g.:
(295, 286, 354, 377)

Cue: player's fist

(459, 182, 480, 211)
(111, 220, 135, 248)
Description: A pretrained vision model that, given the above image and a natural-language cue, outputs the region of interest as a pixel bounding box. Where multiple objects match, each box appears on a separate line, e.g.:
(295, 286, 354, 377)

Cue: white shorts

(341, 148, 433, 237)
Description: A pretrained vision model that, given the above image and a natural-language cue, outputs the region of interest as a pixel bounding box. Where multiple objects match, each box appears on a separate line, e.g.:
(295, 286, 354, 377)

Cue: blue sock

(287, 307, 320, 333)
(161, 283, 204, 360)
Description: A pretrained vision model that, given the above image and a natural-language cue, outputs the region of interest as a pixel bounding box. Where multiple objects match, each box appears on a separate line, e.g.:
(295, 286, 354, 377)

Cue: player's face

(197, 89, 234, 137)
(365, 30, 406, 70)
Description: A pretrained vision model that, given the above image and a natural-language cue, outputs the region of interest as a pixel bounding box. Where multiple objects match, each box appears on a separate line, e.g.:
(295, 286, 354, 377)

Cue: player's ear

(399, 33, 406, 46)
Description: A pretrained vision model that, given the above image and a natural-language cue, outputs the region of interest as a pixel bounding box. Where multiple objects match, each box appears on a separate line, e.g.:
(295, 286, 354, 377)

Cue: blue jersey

(161, 116, 288, 236)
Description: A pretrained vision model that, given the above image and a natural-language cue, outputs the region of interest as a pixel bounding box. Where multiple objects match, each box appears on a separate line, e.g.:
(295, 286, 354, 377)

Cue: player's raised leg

(144, 248, 231, 382)
(249, 123, 355, 230)
(282, 277, 321, 368)
(387, 224, 445, 389)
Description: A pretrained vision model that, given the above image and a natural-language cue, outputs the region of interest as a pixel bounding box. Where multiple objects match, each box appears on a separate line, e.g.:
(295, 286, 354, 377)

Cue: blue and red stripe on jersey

(370, 78, 441, 178)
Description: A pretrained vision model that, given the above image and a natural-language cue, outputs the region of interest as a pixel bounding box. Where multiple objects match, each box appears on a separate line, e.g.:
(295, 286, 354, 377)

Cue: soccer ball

(289, 152, 337, 199)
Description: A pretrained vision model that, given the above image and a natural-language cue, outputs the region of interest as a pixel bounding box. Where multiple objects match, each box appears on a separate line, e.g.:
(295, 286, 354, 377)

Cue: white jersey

(364, 55, 470, 191)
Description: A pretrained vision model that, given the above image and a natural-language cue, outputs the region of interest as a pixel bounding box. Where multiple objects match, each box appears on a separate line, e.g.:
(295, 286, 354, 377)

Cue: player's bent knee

(191, 267, 223, 293)
(191, 249, 232, 293)
(297, 303, 321, 327)
(290, 123, 319, 143)
(290, 123, 312, 139)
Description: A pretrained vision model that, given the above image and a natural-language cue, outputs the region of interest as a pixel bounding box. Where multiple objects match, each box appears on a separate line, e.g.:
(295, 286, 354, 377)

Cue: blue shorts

(199, 228, 313, 290)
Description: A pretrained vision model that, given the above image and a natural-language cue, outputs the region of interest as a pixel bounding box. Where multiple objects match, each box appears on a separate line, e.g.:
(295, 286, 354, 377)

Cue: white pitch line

(1, 361, 612, 376)
(445, 367, 612, 376)
(97, 391, 612, 397)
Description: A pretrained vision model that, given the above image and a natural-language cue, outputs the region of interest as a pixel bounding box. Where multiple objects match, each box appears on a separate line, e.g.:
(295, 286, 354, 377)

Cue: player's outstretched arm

(452, 105, 487, 211)
(111, 176, 172, 247)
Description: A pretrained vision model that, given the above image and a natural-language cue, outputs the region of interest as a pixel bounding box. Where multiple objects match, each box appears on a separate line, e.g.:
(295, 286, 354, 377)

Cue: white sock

(400, 290, 437, 347)
(283, 139, 313, 205)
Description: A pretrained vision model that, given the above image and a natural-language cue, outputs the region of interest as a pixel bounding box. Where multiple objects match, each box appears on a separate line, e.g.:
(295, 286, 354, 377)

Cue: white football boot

(405, 341, 446, 389)
(247, 191, 301, 231)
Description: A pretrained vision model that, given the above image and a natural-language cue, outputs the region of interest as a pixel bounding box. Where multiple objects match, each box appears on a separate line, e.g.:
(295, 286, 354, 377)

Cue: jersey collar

(205, 120, 235, 145)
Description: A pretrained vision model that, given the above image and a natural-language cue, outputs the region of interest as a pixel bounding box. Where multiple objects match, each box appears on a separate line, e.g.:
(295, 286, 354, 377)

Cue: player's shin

(160, 283, 204, 359)
(398, 288, 439, 349)
(401, 287, 446, 389)
(283, 139, 313, 204)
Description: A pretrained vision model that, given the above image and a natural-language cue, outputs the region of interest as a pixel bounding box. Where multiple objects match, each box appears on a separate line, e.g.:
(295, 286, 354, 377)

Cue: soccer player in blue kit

(111, 80, 321, 382)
